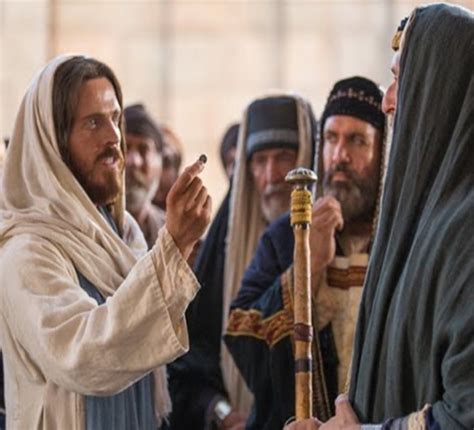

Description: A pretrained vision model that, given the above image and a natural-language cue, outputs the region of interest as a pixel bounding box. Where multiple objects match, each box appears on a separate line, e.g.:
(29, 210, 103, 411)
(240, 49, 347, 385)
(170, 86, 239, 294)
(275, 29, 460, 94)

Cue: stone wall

(1, 0, 472, 206)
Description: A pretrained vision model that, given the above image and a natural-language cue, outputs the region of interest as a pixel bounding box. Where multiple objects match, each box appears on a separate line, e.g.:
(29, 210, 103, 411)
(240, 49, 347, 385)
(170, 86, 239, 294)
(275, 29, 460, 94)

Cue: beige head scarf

(222, 93, 315, 413)
(0, 54, 171, 423)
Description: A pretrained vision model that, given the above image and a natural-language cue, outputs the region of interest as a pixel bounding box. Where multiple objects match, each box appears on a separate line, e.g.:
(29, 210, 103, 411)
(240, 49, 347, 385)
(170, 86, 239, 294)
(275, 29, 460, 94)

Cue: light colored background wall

(1, 0, 473, 209)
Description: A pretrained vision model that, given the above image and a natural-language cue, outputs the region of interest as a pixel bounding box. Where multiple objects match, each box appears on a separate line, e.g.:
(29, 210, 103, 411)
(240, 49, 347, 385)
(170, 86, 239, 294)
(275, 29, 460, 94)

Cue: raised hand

(310, 196, 343, 287)
(165, 157, 212, 259)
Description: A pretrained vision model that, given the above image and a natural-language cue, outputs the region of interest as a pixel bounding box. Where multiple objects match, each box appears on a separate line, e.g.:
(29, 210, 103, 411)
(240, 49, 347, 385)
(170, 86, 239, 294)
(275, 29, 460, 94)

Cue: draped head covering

(245, 96, 301, 158)
(0, 54, 171, 422)
(320, 76, 385, 137)
(0, 54, 144, 290)
(222, 94, 316, 413)
(349, 5, 473, 427)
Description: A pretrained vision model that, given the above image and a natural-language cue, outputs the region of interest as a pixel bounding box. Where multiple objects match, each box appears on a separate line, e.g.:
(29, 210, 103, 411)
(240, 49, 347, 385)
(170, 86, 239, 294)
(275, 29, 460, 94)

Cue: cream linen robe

(0, 55, 199, 429)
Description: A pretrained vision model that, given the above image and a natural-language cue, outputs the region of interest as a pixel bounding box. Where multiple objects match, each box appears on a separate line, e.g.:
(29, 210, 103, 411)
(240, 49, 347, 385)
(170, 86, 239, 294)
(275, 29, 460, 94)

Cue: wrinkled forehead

(250, 146, 297, 160)
(75, 77, 120, 115)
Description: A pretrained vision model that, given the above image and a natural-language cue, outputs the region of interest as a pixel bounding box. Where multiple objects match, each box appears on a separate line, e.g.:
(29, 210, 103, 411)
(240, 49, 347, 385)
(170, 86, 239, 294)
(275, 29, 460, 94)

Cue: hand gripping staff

(285, 167, 318, 420)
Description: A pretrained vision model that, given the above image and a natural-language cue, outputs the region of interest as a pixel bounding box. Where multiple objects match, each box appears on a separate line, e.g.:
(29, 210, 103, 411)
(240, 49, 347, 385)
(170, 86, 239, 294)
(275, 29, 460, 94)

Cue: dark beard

(69, 147, 123, 205)
(323, 164, 378, 224)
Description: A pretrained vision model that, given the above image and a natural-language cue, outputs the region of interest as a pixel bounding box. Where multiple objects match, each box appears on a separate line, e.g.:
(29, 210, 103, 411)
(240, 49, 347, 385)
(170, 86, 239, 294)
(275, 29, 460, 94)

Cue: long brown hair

(52, 56, 124, 165)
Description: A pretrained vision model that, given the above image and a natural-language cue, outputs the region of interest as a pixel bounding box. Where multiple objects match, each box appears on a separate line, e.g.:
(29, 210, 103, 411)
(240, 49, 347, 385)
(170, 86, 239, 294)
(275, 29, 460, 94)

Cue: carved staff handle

(285, 167, 318, 420)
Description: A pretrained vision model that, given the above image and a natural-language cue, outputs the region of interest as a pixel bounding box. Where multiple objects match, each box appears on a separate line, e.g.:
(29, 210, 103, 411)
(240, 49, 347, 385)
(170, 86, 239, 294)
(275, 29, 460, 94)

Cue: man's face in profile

(67, 77, 124, 205)
(382, 51, 401, 118)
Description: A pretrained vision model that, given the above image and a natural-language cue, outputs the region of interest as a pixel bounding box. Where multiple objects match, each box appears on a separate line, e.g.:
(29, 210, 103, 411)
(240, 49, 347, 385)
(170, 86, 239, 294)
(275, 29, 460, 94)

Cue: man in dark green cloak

(286, 3, 473, 430)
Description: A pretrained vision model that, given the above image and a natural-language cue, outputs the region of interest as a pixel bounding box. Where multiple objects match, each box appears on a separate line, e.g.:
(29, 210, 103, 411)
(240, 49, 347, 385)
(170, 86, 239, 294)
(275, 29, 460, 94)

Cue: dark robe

(349, 5, 474, 428)
(224, 213, 339, 429)
(168, 190, 231, 429)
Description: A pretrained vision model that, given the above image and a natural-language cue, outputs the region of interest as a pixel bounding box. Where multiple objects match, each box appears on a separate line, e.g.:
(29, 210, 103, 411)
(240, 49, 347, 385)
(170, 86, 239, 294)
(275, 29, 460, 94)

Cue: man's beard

(69, 146, 124, 206)
(323, 164, 378, 224)
(260, 183, 292, 223)
(126, 170, 159, 215)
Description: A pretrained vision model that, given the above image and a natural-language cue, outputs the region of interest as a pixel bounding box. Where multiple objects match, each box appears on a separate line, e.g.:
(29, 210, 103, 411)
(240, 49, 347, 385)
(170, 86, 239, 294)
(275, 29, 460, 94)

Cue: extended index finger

(172, 159, 205, 195)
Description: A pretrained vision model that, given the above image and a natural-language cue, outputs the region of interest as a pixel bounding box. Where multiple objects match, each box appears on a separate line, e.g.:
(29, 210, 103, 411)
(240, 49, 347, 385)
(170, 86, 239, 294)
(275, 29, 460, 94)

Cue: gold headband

(392, 31, 403, 51)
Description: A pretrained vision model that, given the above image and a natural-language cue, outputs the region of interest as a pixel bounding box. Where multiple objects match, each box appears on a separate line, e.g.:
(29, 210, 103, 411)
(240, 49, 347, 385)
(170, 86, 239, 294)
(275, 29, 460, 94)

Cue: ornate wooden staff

(285, 167, 318, 420)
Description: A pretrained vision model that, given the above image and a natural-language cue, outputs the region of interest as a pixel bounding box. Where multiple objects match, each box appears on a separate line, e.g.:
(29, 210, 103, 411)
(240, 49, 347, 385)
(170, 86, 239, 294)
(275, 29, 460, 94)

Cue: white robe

(0, 54, 199, 429)
(0, 227, 198, 429)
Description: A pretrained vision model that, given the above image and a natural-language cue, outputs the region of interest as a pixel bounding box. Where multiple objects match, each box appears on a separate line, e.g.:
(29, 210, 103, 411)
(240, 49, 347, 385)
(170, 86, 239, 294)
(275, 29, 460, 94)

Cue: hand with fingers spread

(165, 157, 212, 260)
(310, 196, 344, 287)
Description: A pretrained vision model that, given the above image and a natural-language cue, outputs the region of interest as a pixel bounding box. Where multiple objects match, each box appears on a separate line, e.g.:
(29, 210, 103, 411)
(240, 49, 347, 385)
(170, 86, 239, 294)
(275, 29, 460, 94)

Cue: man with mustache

(124, 104, 166, 249)
(224, 77, 386, 429)
(0, 55, 211, 429)
(168, 95, 316, 429)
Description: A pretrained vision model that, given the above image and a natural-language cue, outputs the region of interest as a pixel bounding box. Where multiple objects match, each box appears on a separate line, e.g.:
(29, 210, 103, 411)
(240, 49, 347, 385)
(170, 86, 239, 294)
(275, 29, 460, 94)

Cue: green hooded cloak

(349, 4, 473, 429)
